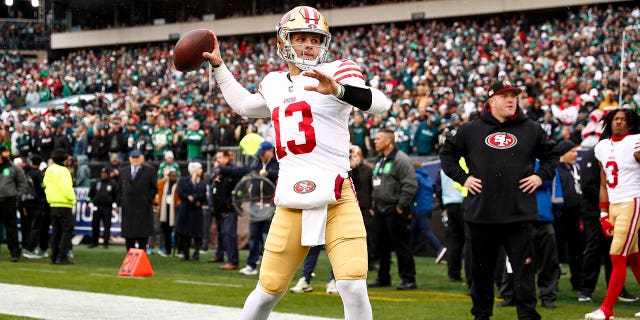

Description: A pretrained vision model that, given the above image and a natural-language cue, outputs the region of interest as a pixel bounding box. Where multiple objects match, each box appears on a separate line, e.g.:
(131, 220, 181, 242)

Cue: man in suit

(117, 149, 158, 252)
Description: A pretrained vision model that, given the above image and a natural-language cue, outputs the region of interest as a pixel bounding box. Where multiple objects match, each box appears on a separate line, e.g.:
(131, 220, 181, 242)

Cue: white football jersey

(594, 134, 640, 203)
(258, 59, 366, 174)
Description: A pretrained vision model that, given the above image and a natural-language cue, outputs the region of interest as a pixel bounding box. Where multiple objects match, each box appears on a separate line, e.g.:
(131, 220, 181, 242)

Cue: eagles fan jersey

(594, 134, 640, 203)
(258, 59, 367, 173)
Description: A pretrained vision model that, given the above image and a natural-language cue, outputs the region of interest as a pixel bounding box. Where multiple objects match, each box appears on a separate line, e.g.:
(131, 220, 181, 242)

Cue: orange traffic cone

(118, 248, 154, 277)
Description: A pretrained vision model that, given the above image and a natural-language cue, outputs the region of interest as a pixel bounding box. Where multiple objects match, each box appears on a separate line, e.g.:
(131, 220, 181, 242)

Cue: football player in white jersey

(204, 6, 391, 320)
(586, 108, 640, 320)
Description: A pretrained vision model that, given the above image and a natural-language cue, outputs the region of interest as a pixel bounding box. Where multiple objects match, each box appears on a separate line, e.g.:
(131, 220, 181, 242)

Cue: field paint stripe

(174, 280, 242, 287)
(0, 283, 338, 320)
(18, 268, 67, 274)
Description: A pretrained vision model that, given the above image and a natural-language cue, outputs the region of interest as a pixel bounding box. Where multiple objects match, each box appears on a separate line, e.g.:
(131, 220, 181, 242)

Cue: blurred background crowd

(0, 3, 638, 171)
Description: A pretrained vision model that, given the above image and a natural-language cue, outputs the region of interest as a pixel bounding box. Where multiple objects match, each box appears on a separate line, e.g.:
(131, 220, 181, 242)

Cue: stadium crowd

(1, 4, 639, 166)
(1, 2, 640, 315)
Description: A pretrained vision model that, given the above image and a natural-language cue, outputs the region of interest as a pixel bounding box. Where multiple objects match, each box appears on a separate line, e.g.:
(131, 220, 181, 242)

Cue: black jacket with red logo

(439, 108, 559, 224)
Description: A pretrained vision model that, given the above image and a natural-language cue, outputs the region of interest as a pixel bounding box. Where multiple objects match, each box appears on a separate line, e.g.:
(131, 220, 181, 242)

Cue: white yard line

(0, 283, 337, 320)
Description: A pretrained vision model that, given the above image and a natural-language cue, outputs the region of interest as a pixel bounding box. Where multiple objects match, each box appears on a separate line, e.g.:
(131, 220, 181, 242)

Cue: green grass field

(1, 246, 640, 320)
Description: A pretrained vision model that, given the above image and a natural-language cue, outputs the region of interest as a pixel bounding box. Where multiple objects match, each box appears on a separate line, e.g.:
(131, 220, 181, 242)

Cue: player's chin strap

(335, 83, 391, 115)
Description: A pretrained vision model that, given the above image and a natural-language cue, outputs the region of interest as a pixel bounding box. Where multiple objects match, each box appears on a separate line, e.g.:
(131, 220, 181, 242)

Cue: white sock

(336, 279, 372, 320)
(240, 285, 285, 320)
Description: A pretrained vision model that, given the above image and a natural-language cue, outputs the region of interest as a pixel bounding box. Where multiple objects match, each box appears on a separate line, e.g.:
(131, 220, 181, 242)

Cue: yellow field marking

(174, 280, 243, 287)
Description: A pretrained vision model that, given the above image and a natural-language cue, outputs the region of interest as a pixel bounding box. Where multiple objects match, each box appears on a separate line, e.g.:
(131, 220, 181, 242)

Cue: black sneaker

(498, 299, 515, 307)
(367, 279, 391, 288)
(578, 292, 592, 302)
(619, 290, 639, 302)
(396, 281, 417, 290)
(541, 300, 556, 309)
(10, 256, 18, 263)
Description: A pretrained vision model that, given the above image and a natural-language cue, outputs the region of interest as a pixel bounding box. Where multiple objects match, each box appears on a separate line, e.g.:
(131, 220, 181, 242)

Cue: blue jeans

(246, 220, 271, 268)
(221, 212, 239, 265)
(410, 210, 442, 252)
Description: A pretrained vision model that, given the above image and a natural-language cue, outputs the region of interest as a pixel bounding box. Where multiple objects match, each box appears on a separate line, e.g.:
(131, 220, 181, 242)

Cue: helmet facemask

(276, 6, 331, 71)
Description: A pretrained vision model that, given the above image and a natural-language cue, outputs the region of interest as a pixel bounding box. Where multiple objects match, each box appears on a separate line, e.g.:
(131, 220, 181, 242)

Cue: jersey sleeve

(333, 59, 366, 86)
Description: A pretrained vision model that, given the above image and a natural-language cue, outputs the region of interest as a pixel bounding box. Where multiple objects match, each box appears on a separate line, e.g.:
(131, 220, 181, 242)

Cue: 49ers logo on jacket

(485, 132, 517, 149)
(293, 180, 316, 194)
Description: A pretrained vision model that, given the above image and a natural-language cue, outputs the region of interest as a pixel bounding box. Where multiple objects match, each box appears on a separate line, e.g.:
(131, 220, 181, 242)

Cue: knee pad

(258, 271, 290, 295)
(334, 255, 368, 280)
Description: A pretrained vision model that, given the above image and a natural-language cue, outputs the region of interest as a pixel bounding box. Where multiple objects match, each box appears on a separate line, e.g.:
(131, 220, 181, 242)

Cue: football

(172, 29, 217, 72)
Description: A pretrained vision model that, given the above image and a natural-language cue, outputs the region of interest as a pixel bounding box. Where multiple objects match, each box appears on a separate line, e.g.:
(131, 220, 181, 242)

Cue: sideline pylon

(118, 248, 154, 277)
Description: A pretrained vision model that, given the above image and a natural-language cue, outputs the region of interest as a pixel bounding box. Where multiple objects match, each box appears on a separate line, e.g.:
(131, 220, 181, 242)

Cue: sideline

(0, 283, 337, 320)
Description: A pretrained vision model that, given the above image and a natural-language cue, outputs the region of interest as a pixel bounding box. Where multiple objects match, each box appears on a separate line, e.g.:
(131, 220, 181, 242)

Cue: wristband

(599, 201, 610, 209)
(600, 211, 609, 218)
(334, 84, 345, 99)
(212, 62, 222, 68)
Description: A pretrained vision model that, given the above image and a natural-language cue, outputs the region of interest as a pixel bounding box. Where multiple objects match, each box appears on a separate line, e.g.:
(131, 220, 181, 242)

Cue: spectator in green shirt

(184, 120, 204, 161)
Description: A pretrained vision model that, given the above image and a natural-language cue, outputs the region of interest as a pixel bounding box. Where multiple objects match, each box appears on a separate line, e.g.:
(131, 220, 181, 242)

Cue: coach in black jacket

(440, 81, 558, 320)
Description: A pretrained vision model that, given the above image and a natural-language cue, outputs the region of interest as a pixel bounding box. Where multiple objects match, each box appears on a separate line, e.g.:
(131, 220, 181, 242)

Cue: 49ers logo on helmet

(485, 132, 517, 149)
(293, 180, 316, 194)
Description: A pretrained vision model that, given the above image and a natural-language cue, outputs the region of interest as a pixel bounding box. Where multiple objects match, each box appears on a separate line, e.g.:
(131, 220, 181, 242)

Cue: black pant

(498, 222, 560, 303)
(0, 199, 20, 258)
(554, 209, 585, 290)
(361, 207, 378, 266)
(24, 204, 43, 252)
(91, 206, 112, 246)
(445, 203, 466, 281)
(50, 207, 74, 262)
(19, 204, 31, 249)
(161, 221, 174, 253)
(580, 217, 614, 295)
(534, 222, 560, 302)
(38, 203, 51, 252)
(374, 209, 416, 284)
(467, 221, 540, 320)
(125, 237, 148, 252)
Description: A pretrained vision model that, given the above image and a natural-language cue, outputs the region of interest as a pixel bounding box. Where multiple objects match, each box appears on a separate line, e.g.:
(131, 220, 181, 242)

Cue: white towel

(301, 206, 328, 246)
(274, 169, 346, 246)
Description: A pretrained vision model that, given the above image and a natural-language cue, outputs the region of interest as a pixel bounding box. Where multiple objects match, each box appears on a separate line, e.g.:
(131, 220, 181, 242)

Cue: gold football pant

(609, 199, 640, 256)
(258, 179, 368, 295)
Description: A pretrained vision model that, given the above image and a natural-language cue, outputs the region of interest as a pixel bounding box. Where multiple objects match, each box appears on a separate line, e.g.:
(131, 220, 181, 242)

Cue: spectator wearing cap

(554, 140, 585, 292)
(43, 149, 76, 264)
(87, 167, 118, 249)
(0, 146, 28, 262)
(440, 80, 559, 319)
(21, 155, 48, 259)
(157, 151, 181, 180)
(117, 149, 158, 252)
(238, 140, 279, 275)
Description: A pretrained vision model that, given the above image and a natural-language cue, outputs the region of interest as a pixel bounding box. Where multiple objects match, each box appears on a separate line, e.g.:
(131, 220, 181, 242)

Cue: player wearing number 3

(203, 6, 391, 320)
(586, 109, 640, 320)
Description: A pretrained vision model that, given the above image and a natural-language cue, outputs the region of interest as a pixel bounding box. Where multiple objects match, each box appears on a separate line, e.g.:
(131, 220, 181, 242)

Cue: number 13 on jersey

(272, 101, 317, 159)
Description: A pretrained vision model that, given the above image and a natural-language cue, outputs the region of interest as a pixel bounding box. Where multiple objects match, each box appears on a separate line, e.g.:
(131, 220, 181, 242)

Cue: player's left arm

(302, 61, 391, 115)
